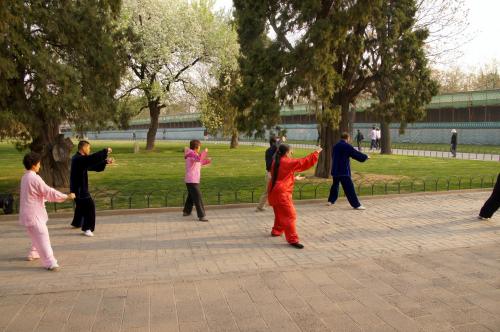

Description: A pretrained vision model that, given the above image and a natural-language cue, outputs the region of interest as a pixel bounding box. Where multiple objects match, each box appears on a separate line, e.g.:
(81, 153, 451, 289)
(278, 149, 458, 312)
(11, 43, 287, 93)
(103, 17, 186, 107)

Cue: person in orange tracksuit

(268, 144, 322, 249)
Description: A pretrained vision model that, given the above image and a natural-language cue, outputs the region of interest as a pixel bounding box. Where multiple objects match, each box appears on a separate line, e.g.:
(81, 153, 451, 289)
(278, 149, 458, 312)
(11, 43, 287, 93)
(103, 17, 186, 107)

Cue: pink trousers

(25, 222, 57, 268)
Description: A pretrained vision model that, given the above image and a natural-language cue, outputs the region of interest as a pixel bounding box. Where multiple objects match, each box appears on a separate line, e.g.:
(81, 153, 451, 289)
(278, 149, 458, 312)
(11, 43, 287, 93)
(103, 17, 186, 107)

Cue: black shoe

(183, 212, 191, 217)
(199, 217, 209, 222)
(290, 242, 304, 249)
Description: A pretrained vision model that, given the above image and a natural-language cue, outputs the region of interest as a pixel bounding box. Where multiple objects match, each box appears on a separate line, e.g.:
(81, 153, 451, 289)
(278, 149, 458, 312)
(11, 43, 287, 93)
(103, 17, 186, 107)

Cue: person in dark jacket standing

(450, 129, 458, 157)
(328, 132, 369, 210)
(70, 141, 113, 237)
(355, 129, 364, 151)
(478, 173, 500, 220)
(256, 136, 278, 211)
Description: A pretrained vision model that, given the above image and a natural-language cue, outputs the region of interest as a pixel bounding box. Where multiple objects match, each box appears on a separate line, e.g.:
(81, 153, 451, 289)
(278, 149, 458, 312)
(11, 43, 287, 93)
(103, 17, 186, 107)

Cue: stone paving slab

(0, 191, 499, 331)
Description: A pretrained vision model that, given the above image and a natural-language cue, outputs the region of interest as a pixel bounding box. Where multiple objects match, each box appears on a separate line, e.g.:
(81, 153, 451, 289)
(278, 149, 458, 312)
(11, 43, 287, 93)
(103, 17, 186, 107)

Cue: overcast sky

(214, 0, 500, 71)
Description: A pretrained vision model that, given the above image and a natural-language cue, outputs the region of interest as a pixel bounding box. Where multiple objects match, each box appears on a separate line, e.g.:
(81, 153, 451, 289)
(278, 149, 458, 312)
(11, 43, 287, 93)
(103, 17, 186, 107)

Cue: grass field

(0, 140, 498, 212)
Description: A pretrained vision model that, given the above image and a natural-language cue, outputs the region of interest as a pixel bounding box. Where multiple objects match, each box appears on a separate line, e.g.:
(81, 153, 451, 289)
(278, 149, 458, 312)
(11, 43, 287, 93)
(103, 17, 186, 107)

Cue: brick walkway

(0, 191, 499, 331)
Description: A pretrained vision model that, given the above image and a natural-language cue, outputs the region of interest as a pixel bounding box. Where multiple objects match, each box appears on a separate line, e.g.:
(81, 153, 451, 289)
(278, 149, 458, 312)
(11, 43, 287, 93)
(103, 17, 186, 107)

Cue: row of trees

(1, 0, 239, 187)
(0, 0, 471, 185)
(433, 60, 500, 93)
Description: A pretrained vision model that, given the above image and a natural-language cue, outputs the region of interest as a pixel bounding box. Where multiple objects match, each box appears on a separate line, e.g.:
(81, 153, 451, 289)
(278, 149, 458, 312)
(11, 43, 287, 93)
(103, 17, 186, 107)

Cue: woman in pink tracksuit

(19, 152, 75, 271)
(183, 140, 211, 221)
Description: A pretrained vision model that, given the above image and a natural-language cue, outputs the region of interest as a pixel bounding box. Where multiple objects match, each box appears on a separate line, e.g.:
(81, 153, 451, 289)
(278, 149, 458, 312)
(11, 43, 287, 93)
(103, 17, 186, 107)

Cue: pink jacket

(184, 149, 211, 183)
(19, 171, 68, 227)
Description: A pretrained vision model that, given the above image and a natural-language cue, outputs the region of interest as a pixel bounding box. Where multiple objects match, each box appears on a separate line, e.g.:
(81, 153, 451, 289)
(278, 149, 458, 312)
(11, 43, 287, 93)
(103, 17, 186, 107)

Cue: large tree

(119, 0, 238, 150)
(0, 0, 128, 187)
(233, 0, 382, 177)
(369, 0, 438, 154)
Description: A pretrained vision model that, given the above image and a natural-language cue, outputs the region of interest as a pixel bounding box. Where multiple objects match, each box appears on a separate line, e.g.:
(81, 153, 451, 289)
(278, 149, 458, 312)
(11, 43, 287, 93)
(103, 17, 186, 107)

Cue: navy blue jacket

(331, 140, 368, 177)
(70, 149, 108, 199)
(265, 145, 277, 171)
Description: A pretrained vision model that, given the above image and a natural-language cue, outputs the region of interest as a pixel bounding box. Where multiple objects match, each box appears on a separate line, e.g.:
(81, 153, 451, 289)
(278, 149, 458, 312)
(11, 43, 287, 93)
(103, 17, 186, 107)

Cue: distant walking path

(205, 140, 500, 161)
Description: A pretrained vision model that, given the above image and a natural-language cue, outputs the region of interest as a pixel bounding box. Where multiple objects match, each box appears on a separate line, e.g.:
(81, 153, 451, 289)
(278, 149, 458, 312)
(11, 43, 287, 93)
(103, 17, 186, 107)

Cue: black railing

(1, 175, 496, 215)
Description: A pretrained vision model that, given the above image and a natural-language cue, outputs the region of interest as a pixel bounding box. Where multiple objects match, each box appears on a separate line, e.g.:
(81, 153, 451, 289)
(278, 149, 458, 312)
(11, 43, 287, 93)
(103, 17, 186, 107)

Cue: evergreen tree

(369, 0, 438, 154)
(0, 0, 128, 187)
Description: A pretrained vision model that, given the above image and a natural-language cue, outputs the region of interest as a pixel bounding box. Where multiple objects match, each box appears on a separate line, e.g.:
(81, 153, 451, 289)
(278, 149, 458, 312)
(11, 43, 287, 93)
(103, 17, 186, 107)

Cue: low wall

(72, 122, 500, 145)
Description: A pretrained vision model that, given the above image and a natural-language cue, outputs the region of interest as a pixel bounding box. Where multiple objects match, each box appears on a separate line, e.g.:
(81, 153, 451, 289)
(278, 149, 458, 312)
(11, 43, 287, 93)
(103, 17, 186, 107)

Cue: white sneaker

(354, 205, 366, 210)
(326, 202, 334, 206)
(478, 215, 490, 220)
(83, 230, 94, 237)
(47, 263, 60, 271)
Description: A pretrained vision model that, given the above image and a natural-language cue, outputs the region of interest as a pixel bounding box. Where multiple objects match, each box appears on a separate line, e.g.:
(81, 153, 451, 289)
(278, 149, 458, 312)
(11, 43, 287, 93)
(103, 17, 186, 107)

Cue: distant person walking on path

(70, 141, 113, 237)
(328, 132, 369, 210)
(183, 140, 211, 222)
(256, 136, 278, 211)
(478, 173, 500, 220)
(370, 126, 377, 151)
(355, 129, 364, 151)
(450, 129, 458, 157)
(268, 144, 322, 249)
(20, 152, 75, 270)
(376, 127, 381, 150)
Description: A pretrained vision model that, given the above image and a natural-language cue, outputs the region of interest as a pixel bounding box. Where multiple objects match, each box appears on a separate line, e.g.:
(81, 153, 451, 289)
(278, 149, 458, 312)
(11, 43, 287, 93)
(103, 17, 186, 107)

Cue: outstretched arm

(88, 160, 107, 172)
(349, 146, 368, 162)
(79, 149, 109, 169)
(293, 150, 320, 172)
(36, 177, 68, 203)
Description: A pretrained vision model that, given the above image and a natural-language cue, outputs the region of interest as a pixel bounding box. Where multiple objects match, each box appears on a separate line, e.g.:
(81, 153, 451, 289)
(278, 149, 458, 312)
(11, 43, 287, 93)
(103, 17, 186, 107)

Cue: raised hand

(204, 148, 208, 153)
(316, 147, 323, 153)
(107, 147, 113, 154)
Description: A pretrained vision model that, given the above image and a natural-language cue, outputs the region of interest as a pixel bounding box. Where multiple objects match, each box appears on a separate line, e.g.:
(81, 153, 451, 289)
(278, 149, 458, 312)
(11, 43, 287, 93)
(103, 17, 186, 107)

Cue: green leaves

(0, 0, 127, 141)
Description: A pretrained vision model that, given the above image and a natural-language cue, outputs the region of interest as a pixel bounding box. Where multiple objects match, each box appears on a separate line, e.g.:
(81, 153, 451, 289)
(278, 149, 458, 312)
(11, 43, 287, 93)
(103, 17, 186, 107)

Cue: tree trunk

(230, 131, 239, 149)
(339, 99, 350, 134)
(30, 122, 74, 189)
(314, 100, 349, 178)
(314, 124, 336, 178)
(146, 102, 160, 151)
(380, 120, 392, 154)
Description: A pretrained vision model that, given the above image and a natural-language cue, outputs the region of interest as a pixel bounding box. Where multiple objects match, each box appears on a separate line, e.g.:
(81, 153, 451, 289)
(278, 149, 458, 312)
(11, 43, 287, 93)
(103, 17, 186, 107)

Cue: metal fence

(1, 174, 496, 215)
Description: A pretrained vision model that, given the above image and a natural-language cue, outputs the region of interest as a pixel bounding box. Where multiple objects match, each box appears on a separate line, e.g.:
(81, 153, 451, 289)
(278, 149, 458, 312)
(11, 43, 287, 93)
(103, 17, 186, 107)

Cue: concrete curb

(0, 188, 491, 222)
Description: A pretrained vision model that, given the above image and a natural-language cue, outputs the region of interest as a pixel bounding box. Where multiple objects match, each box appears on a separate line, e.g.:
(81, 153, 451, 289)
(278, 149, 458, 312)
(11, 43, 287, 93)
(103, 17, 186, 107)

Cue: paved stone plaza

(0, 191, 499, 331)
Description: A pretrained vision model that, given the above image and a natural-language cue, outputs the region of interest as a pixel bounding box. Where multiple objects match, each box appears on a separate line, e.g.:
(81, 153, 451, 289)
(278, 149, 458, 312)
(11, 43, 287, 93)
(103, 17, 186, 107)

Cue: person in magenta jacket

(19, 152, 75, 271)
(183, 140, 211, 221)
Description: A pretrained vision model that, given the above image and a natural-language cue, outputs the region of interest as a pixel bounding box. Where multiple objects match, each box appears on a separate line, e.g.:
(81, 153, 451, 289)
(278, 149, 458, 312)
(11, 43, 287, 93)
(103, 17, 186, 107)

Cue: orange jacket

(268, 151, 319, 206)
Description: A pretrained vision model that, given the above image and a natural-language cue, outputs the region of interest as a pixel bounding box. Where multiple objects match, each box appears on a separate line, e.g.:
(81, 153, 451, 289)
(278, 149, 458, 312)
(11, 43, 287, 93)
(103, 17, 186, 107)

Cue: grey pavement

(0, 191, 499, 331)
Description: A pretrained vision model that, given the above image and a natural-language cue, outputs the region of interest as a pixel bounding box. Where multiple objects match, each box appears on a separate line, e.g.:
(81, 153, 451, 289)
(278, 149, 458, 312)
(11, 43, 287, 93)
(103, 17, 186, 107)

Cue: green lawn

(0, 140, 498, 212)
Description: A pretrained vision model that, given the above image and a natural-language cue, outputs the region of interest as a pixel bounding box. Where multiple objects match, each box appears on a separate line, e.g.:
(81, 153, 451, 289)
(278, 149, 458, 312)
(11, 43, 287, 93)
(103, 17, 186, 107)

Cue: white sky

(214, 0, 500, 71)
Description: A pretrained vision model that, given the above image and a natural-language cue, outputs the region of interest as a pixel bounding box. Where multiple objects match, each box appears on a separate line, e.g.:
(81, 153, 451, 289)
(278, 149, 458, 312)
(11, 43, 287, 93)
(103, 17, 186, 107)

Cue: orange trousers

(271, 203, 299, 244)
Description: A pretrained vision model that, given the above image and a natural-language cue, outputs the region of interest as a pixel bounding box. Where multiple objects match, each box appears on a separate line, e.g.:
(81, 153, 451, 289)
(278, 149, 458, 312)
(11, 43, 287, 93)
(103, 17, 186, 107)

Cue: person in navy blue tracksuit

(328, 132, 369, 209)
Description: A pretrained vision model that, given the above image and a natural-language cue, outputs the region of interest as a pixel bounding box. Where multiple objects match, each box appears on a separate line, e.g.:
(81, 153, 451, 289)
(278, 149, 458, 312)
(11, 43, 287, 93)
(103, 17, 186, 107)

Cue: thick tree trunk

(339, 100, 350, 134)
(229, 131, 239, 149)
(30, 122, 74, 189)
(380, 121, 392, 154)
(314, 100, 349, 178)
(314, 124, 336, 178)
(146, 102, 160, 151)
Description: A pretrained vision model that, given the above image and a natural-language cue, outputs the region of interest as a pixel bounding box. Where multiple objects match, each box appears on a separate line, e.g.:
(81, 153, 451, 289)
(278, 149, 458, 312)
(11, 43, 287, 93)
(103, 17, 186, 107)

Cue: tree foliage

(119, 0, 239, 150)
(0, 0, 128, 187)
(233, 0, 437, 176)
(369, 0, 438, 154)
